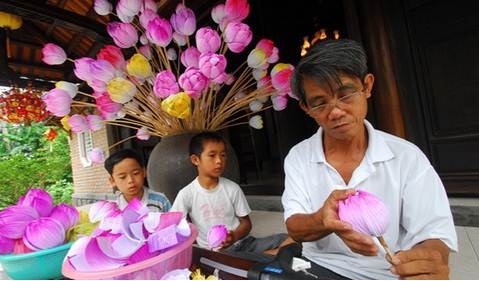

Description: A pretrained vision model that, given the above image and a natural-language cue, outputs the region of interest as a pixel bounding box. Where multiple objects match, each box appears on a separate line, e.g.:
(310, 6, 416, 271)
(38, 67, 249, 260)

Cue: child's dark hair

(104, 148, 144, 175)
(189, 131, 225, 157)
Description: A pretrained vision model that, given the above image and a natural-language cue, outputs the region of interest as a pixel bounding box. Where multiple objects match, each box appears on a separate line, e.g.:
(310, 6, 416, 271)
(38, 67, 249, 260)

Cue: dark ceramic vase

(146, 132, 240, 202)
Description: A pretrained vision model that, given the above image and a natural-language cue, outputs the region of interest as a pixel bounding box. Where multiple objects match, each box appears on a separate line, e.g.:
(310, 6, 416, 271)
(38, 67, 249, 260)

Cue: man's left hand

(390, 247, 449, 279)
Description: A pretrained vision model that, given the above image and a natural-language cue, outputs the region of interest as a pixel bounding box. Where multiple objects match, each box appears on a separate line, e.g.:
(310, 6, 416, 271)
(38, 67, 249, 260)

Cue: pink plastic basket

(62, 224, 197, 280)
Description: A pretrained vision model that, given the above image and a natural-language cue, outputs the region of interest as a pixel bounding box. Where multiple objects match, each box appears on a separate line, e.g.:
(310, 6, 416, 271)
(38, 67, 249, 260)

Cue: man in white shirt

(282, 39, 457, 279)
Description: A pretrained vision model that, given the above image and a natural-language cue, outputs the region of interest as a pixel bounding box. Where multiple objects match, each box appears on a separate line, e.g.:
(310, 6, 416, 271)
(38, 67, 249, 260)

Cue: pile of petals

(65, 199, 192, 272)
(0, 188, 79, 255)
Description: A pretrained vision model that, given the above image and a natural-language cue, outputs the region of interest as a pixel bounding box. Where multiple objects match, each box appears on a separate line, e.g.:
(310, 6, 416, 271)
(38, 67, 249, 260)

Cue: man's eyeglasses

(307, 88, 365, 116)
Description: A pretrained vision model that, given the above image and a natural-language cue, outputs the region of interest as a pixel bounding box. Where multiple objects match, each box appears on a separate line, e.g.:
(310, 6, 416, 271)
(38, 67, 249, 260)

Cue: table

(192, 246, 256, 279)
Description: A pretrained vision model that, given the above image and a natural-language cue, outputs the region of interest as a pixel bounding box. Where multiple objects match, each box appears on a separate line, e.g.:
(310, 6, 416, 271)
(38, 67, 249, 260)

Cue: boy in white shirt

(171, 132, 290, 260)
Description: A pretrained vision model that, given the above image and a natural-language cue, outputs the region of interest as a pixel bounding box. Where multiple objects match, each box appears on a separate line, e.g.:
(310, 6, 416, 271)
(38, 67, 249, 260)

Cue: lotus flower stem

(377, 236, 395, 263)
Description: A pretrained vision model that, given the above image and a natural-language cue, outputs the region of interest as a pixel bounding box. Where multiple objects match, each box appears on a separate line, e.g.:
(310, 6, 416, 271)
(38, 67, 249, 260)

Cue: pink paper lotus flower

(49, 203, 80, 231)
(41, 43, 67, 65)
(73, 57, 94, 82)
(181, 47, 200, 68)
(179, 67, 208, 98)
(94, 92, 122, 119)
(146, 17, 173, 47)
(170, 4, 196, 36)
(93, 0, 112, 16)
(23, 217, 65, 250)
(271, 94, 288, 111)
(271, 63, 295, 95)
(97, 45, 126, 69)
(224, 22, 252, 53)
(0, 235, 15, 254)
(224, 0, 250, 23)
(0, 205, 39, 239)
(18, 188, 54, 217)
(211, 4, 226, 24)
(139, 9, 159, 30)
(107, 22, 138, 48)
(86, 114, 104, 131)
(136, 126, 151, 140)
(89, 147, 105, 164)
(207, 224, 228, 249)
(199, 52, 227, 83)
(338, 190, 389, 237)
(195, 27, 221, 53)
(55, 81, 78, 98)
(68, 114, 89, 133)
(42, 88, 73, 117)
(154, 70, 179, 98)
(116, 0, 141, 23)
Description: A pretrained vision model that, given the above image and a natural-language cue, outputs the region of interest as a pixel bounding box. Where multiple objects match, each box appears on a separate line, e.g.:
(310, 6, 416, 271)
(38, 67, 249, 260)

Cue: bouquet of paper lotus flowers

(0, 188, 79, 255)
(40, 0, 295, 150)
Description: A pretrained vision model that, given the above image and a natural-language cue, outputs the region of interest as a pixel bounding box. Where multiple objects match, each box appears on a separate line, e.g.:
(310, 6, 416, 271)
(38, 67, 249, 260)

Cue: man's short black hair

(104, 148, 144, 175)
(189, 131, 225, 157)
(291, 39, 368, 103)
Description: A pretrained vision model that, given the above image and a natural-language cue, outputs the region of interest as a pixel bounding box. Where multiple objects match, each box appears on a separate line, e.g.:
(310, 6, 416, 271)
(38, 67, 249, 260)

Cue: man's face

(192, 141, 226, 179)
(300, 73, 374, 141)
(109, 158, 145, 198)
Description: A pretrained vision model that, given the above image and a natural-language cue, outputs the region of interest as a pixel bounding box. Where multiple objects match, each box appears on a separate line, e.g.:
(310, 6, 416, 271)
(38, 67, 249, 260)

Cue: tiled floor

(250, 210, 479, 280)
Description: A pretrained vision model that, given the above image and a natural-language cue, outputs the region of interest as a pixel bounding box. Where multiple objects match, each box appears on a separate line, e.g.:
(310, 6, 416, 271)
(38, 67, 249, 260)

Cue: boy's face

(109, 158, 146, 198)
(191, 140, 226, 179)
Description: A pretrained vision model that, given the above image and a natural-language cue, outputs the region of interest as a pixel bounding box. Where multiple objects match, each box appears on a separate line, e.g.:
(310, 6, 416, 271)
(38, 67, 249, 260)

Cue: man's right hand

(315, 189, 378, 256)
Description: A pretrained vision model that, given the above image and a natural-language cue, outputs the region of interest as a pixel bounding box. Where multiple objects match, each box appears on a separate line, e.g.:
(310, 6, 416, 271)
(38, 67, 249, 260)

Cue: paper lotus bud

(170, 4, 196, 36)
(338, 190, 389, 237)
(116, 0, 141, 22)
(146, 17, 173, 47)
(18, 188, 54, 217)
(95, 92, 122, 118)
(107, 77, 137, 104)
(49, 203, 79, 231)
(0, 205, 39, 239)
(211, 4, 226, 24)
(89, 201, 120, 223)
(195, 27, 221, 53)
(89, 147, 105, 164)
(90, 59, 116, 82)
(154, 70, 180, 98)
(97, 45, 126, 69)
(94, 0, 112, 15)
(142, 0, 157, 12)
(249, 115, 263, 129)
(42, 88, 72, 117)
(256, 39, 275, 57)
(199, 52, 227, 83)
(161, 92, 191, 119)
(136, 126, 151, 140)
(139, 9, 159, 29)
(207, 224, 228, 249)
(68, 114, 89, 133)
(271, 94, 288, 111)
(181, 47, 200, 68)
(247, 49, 268, 69)
(139, 44, 152, 59)
(224, 22, 252, 53)
(179, 67, 208, 98)
(268, 47, 279, 63)
(167, 48, 177, 60)
(55, 81, 78, 98)
(127, 53, 152, 79)
(86, 114, 104, 131)
(271, 63, 294, 93)
(249, 100, 263, 112)
(173, 32, 187, 46)
(107, 22, 138, 48)
(253, 69, 267, 81)
(42, 43, 67, 65)
(73, 57, 94, 82)
(225, 0, 250, 23)
(23, 218, 65, 250)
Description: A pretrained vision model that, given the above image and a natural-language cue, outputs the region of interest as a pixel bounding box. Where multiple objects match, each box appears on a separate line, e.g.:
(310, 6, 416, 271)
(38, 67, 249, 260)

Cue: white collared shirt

(282, 120, 458, 279)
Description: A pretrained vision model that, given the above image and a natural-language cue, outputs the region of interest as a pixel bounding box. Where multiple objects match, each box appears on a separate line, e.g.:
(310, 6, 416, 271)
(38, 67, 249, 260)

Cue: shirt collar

(310, 120, 394, 163)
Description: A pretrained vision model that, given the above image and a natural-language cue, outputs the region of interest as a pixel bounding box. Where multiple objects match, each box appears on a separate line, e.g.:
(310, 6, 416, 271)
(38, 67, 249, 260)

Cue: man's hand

(319, 189, 378, 256)
(390, 246, 449, 279)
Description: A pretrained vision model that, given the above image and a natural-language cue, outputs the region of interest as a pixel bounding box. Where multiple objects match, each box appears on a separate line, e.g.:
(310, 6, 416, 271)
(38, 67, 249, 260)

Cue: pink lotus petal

(0, 235, 15, 254)
(70, 238, 126, 272)
(67, 236, 90, 258)
(42, 43, 67, 65)
(156, 212, 183, 231)
(48, 203, 79, 231)
(89, 200, 120, 223)
(143, 212, 161, 233)
(12, 238, 33, 254)
(338, 190, 390, 237)
(176, 218, 191, 237)
(23, 217, 65, 250)
(128, 243, 157, 264)
(98, 210, 123, 234)
(96, 233, 131, 260)
(0, 205, 39, 239)
(147, 224, 178, 252)
(207, 224, 228, 249)
(111, 234, 145, 257)
(20, 188, 54, 217)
